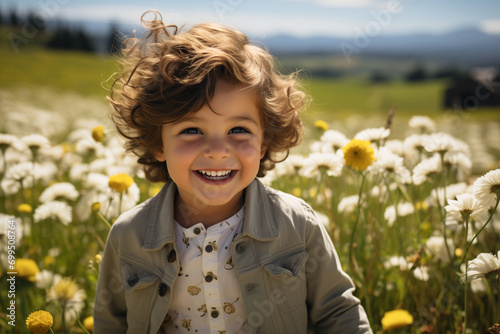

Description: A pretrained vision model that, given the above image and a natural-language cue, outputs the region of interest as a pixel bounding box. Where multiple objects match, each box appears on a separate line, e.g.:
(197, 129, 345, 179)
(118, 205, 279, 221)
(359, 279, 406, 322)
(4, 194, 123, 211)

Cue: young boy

(94, 10, 372, 334)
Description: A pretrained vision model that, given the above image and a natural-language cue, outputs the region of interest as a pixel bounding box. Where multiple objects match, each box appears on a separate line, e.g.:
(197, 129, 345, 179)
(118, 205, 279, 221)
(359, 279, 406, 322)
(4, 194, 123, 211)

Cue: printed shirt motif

(162, 207, 249, 333)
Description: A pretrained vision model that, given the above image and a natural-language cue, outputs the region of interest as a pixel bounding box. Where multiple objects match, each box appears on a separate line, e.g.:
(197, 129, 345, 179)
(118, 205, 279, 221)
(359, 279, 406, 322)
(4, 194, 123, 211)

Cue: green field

(2, 32, 500, 126)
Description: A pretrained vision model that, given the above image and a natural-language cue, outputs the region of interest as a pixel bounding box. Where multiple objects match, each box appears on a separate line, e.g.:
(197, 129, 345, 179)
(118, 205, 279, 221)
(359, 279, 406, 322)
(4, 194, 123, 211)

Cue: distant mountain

(47, 18, 500, 67)
(256, 28, 500, 66)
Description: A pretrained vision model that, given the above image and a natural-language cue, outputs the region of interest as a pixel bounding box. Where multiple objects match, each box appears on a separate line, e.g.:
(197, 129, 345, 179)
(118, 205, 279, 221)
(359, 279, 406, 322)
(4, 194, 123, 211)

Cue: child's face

(155, 80, 267, 222)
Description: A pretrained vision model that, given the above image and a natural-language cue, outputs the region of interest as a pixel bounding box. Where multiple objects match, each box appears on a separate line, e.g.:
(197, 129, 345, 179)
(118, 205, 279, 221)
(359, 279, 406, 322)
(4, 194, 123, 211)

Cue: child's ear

(154, 149, 166, 162)
(260, 144, 268, 159)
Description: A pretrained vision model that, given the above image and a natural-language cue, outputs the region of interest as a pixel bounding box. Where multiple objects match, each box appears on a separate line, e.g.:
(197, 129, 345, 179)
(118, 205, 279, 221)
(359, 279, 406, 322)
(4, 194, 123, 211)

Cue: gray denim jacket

(94, 179, 372, 333)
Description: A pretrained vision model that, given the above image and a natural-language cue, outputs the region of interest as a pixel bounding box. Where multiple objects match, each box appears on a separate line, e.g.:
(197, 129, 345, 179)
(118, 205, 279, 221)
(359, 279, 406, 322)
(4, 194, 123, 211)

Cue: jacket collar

(142, 179, 279, 251)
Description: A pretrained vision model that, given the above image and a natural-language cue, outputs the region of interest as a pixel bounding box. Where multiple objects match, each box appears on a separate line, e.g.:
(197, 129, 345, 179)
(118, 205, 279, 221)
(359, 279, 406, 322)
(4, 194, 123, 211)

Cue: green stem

(432, 174, 453, 263)
(461, 198, 500, 265)
(463, 215, 469, 334)
(348, 172, 366, 271)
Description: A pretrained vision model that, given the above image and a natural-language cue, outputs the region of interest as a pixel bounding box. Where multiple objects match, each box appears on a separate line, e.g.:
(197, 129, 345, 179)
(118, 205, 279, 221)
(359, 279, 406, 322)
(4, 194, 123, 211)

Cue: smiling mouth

(197, 170, 234, 181)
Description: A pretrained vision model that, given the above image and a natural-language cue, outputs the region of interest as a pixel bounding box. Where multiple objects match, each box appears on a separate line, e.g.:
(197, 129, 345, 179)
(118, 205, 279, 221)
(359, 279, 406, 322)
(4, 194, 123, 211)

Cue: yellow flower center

(91, 125, 105, 142)
(342, 139, 376, 171)
(54, 278, 79, 302)
(26, 310, 53, 334)
(108, 173, 134, 193)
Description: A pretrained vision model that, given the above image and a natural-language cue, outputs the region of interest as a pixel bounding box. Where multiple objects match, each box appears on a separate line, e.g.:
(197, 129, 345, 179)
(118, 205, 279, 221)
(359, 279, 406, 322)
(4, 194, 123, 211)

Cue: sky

(4, 0, 500, 38)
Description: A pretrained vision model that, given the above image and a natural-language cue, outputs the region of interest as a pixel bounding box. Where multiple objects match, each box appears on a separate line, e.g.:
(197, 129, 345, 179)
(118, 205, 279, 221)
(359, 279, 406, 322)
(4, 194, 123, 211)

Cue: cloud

(480, 20, 500, 34)
(279, 0, 378, 8)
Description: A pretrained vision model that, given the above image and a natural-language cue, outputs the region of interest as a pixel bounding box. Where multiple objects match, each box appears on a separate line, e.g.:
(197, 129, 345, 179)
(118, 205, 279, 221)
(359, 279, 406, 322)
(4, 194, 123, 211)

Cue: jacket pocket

(262, 250, 308, 311)
(263, 249, 308, 279)
(120, 260, 160, 326)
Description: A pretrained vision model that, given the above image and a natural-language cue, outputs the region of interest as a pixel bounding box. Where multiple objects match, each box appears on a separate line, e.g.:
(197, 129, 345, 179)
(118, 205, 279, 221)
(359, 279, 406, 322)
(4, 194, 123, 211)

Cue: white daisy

(101, 182, 140, 219)
(39, 182, 79, 203)
(301, 152, 343, 178)
(34, 201, 73, 225)
(422, 132, 459, 155)
(473, 169, 500, 207)
(337, 194, 360, 214)
(384, 139, 405, 157)
(413, 266, 430, 281)
(370, 147, 412, 183)
(354, 127, 390, 143)
(444, 152, 472, 181)
(384, 202, 415, 227)
(445, 193, 486, 221)
(280, 154, 307, 176)
(0, 134, 19, 151)
(47, 276, 86, 324)
(320, 129, 349, 151)
(403, 133, 429, 163)
(427, 182, 468, 208)
(462, 251, 500, 283)
(35, 270, 62, 290)
(21, 134, 50, 150)
(383, 256, 410, 271)
(425, 235, 454, 263)
(412, 154, 442, 185)
(408, 115, 436, 133)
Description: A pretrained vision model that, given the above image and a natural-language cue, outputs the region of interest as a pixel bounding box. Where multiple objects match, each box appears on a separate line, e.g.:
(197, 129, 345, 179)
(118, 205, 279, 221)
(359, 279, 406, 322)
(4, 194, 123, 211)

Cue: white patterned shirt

(161, 206, 250, 333)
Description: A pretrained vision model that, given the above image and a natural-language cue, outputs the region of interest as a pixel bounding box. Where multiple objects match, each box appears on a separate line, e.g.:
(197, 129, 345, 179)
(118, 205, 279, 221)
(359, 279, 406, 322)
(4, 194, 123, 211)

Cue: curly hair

(109, 10, 306, 182)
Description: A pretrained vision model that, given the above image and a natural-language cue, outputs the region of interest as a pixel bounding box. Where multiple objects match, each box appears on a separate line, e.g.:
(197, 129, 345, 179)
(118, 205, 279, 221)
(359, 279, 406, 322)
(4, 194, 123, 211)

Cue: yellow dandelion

(108, 173, 134, 193)
(292, 187, 301, 197)
(314, 120, 329, 131)
(14, 259, 40, 282)
(381, 309, 414, 330)
(149, 184, 163, 197)
(83, 316, 94, 332)
(342, 139, 376, 171)
(50, 277, 79, 302)
(415, 201, 429, 211)
(91, 125, 105, 143)
(44, 256, 56, 267)
(17, 203, 33, 214)
(91, 202, 101, 212)
(94, 254, 102, 265)
(26, 310, 53, 334)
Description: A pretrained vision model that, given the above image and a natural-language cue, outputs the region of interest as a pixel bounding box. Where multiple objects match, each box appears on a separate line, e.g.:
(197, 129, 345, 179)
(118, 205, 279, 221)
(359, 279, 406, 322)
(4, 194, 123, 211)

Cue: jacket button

(159, 283, 168, 297)
(167, 249, 176, 263)
(205, 245, 213, 253)
(235, 242, 247, 253)
(205, 274, 213, 283)
(211, 310, 219, 318)
(128, 274, 138, 287)
(194, 227, 201, 235)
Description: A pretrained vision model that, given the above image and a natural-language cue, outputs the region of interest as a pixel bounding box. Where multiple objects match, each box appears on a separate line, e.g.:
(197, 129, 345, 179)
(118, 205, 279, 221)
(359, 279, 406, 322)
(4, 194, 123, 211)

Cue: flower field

(1, 88, 500, 333)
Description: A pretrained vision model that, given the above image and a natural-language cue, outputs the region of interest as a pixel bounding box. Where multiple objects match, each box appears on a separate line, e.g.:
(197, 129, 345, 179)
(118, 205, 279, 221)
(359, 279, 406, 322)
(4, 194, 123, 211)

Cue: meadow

(1, 40, 500, 333)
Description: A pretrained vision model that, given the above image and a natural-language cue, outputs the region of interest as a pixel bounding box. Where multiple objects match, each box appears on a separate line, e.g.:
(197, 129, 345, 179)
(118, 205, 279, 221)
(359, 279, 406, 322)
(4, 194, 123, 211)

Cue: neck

(174, 192, 244, 229)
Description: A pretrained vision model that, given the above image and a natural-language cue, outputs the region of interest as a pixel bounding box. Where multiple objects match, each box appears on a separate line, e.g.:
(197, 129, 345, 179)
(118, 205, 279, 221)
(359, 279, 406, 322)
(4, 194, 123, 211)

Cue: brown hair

(109, 10, 306, 182)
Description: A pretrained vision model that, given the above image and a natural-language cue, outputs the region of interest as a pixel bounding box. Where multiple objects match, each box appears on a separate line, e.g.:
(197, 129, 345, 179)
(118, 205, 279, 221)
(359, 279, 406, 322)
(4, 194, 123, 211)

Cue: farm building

(443, 67, 500, 109)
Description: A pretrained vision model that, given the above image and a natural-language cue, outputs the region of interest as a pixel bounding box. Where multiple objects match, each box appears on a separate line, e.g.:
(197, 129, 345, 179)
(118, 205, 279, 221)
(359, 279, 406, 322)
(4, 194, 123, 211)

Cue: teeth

(199, 170, 232, 177)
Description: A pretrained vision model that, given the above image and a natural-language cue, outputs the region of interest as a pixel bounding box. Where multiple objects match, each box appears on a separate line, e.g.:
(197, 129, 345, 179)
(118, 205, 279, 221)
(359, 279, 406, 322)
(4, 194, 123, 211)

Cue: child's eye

(229, 127, 250, 134)
(180, 128, 202, 135)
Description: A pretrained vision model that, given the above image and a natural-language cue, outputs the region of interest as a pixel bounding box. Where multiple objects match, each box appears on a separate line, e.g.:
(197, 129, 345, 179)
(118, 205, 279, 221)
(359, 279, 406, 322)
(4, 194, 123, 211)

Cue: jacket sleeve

(304, 207, 372, 333)
(93, 224, 128, 333)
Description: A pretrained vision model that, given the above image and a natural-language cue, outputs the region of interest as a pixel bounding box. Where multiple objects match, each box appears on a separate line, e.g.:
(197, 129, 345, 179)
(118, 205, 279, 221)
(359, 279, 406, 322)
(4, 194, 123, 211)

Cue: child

(94, 10, 372, 334)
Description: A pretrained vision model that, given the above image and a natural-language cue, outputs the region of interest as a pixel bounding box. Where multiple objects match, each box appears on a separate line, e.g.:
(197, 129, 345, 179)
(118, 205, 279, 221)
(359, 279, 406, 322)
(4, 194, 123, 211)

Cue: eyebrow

(178, 115, 259, 126)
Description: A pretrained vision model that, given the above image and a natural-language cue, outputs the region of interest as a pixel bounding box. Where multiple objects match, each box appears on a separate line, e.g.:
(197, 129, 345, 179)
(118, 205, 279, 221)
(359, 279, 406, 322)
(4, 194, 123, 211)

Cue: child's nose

(203, 137, 230, 159)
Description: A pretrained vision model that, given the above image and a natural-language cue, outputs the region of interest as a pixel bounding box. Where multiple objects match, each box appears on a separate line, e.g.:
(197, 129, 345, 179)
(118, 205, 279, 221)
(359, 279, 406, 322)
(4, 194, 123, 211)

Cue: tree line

(0, 7, 122, 54)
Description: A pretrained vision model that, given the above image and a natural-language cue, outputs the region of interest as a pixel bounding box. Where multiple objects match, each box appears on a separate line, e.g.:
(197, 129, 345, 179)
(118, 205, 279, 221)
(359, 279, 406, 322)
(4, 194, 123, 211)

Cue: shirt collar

(142, 178, 279, 251)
